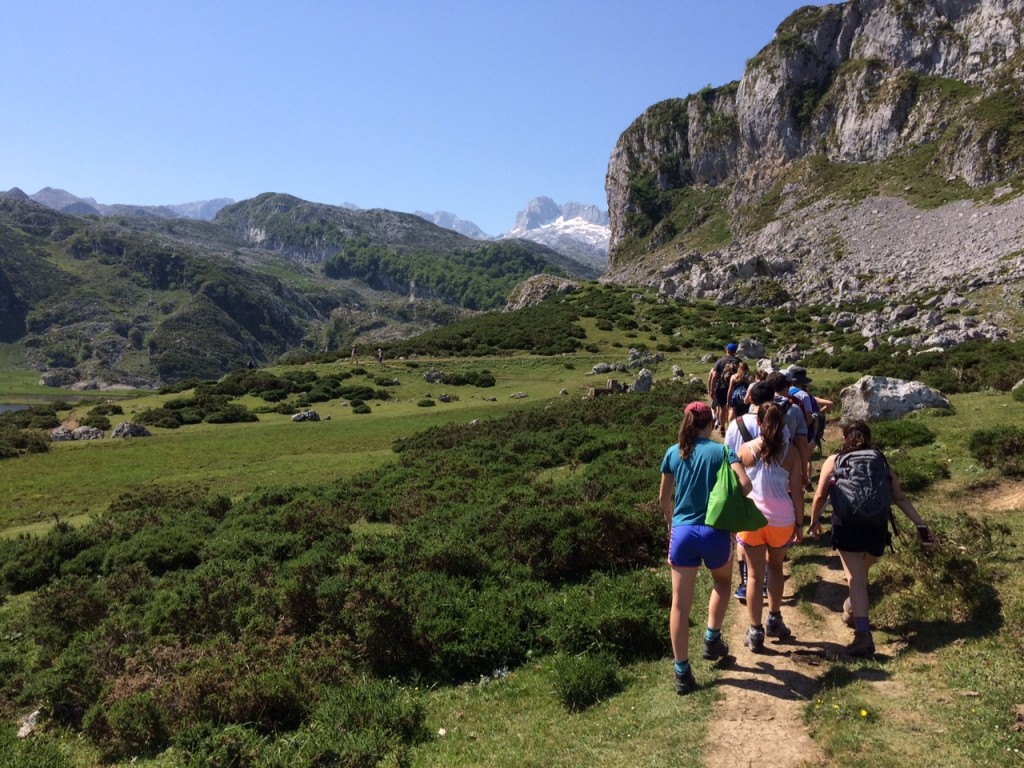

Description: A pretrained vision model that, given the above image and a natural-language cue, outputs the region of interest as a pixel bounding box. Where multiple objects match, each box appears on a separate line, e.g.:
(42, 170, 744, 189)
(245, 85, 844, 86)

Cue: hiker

(807, 420, 936, 657)
(350, 344, 358, 363)
(726, 360, 752, 423)
(736, 401, 804, 651)
(376, 348, 384, 367)
(660, 401, 752, 694)
(767, 371, 811, 488)
(708, 342, 741, 436)
(724, 381, 787, 603)
(784, 365, 832, 477)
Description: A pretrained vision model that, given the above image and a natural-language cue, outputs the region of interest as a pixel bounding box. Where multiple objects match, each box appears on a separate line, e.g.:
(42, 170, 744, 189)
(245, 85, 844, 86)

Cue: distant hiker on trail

(767, 371, 811, 488)
(808, 420, 936, 657)
(726, 360, 752, 423)
(736, 401, 804, 651)
(660, 401, 752, 695)
(784, 365, 833, 467)
(376, 348, 384, 367)
(708, 342, 741, 436)
(350, 344, 358, 363)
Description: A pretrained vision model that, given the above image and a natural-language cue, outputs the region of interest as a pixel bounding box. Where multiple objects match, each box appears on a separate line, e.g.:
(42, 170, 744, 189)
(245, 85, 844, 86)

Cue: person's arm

(815, 396, 835, 412)
(659, 473, 675, 533)
(808, 454, 836, 537)
(786, 450, 804, 544)
(890, 468, 937, 543)
(730, 461, 753, 496)
(707, 369, 717, 398)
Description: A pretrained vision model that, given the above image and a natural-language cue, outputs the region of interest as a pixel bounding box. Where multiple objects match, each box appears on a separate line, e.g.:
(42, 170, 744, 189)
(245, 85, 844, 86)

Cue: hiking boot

(841, 598, 855, 628)
(744, 626, 765, 652)
(734, 581, 747, 603)
(846, 630, 875, 658)
(766, 613, 792, 639)
(674, 667, 697, 695)
(702, 635, 730, 660)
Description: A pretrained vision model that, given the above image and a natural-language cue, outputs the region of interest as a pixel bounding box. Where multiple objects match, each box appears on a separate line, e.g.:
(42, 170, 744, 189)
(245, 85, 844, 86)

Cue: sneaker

(846, 630, 875, 657)
(841, 598, 855, 628)
(702, 635, 730, 660)
(734, 581, 748, 603)
(744, 626, 765, 652)
(766, 613, 792, 639)
(674, 667, 697, 695)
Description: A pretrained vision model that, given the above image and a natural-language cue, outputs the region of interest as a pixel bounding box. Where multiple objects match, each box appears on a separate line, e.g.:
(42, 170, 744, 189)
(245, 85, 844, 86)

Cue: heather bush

(968, 426, 1024, 477)
(551, 650, 622, 712)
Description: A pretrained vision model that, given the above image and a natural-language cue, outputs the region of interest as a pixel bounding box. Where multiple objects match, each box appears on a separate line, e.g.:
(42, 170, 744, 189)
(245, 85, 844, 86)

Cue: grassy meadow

(1, 284, 1023, 767)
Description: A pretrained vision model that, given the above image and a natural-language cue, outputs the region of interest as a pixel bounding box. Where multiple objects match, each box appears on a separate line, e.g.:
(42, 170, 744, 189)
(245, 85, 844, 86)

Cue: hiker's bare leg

(670, 566, 698, 661)
(838, 549, 876, 619)
(707, 557, 733, 630)
(766, 545, 788, 613)
(744, 544, 767, 627)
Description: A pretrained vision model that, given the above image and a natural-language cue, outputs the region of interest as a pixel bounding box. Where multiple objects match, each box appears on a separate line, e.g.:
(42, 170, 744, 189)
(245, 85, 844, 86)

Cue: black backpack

(829, 449, 892, 527)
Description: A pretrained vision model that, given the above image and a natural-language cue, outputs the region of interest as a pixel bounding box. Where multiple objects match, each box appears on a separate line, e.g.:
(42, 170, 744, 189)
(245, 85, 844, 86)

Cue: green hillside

(0, 194, 597, 386)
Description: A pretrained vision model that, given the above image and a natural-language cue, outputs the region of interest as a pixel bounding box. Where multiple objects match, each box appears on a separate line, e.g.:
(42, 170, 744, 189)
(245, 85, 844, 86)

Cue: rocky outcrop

(111, 422, 152, 438)
(605, 0, 1024, 315)
(839, 375, 951, 421)
(505, 275, 579, 311)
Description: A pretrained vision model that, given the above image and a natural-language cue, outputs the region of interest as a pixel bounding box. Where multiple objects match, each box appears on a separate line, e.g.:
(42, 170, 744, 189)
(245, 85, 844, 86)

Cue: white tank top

(747, 443, 795, 526)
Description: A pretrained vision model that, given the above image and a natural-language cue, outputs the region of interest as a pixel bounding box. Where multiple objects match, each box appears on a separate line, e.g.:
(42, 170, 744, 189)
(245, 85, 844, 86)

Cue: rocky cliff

(605, 0, 1024, 322)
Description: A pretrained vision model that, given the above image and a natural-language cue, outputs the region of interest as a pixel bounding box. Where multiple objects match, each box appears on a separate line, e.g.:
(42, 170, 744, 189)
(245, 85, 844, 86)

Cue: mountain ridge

(603, 0, 1024, 317)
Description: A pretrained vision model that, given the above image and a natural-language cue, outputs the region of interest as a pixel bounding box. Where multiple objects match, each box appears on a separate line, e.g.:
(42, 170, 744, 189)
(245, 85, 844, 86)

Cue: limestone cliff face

(606, 0, 1024, 288)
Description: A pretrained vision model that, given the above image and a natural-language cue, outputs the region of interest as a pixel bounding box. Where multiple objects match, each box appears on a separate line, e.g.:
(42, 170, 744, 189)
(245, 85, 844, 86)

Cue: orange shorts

(738, 524, 796, 549)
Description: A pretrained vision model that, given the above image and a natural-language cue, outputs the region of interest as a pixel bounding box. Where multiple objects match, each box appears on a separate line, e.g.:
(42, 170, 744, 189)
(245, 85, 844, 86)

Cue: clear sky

(1, 1, 826, 236)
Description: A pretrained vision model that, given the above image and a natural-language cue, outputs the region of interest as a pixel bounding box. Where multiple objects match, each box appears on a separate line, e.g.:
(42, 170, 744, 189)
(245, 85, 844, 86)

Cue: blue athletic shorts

(669, 524, 732, 569)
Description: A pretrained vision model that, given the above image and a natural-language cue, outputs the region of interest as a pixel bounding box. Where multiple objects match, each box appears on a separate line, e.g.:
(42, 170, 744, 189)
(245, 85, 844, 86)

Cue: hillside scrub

(0, 383, 702, 761)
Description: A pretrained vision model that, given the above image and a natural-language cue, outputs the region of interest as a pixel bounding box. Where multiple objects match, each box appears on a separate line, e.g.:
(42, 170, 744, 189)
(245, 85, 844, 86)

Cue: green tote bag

(705, 445, 767, 533)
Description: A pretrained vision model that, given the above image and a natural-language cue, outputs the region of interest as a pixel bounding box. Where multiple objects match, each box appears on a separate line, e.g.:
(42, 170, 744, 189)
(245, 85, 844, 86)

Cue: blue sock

(854, 616, 870, 633)
(674, 660, 691, 676)
(704, 627, 721, 642)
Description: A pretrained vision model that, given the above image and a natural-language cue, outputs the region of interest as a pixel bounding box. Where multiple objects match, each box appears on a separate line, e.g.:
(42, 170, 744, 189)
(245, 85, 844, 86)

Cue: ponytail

(756, 402, 785, 463)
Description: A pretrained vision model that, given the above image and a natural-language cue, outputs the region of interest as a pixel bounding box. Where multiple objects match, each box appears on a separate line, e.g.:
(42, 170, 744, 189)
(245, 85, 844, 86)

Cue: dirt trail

(702, 551, 863, 768)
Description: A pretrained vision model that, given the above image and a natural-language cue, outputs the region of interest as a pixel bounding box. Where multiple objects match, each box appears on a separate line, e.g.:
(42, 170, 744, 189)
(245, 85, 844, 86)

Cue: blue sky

(1, 1, 825, 235)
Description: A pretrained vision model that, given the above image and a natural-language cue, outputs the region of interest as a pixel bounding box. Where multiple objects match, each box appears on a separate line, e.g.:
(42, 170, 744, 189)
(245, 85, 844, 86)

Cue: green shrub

(88, 402, 124, 416)
(1013, 384, 1024, 403)
(204, 405, 258, 424)
(872, 420, 936, 450)
(889, 455, 950, 494)
(416, 399, 436, 407)
(136, 407, 183, 429)
(550, 650, 622, 712)
(352, 404, 372, 415)
(542, 570, 669, 661)
(79, 413, 111, 431)
(84, 691, 169, 762)
(967, 426, 1024, 477)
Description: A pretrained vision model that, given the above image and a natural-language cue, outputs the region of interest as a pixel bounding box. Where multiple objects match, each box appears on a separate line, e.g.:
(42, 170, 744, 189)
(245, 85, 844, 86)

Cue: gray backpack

(829, 449, 892, 527)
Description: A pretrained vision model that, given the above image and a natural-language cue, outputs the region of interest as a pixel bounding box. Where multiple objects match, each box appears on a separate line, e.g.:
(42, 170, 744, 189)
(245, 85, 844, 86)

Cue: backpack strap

(737, 416, 754, 443)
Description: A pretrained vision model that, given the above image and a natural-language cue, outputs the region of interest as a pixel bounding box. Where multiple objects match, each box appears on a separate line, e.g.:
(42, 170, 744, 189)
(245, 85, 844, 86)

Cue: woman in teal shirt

(660, 401, 751, 694)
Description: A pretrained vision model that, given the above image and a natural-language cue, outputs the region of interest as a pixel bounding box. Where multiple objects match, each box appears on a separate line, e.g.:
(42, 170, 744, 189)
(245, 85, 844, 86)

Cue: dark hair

(839, 420, 873, 454)
(678, 407, 713, 459)
(756, 401, 785, 463)
(748, 381, 774, 406)
(765, 371, 789, 394)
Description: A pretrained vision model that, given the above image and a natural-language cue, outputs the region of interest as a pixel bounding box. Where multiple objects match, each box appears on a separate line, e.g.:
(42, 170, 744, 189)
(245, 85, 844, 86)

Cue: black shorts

(713, 388, 729, 408)
(831, 523, 890, 557)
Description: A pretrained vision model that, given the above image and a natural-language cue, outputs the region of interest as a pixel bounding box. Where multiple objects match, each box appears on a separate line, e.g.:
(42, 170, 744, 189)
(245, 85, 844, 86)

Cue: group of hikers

(660, 342, 936, 695)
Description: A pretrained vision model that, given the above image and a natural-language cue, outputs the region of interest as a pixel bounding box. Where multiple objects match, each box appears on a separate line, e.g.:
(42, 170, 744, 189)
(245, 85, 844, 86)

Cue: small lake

(0, 404, 28, 414)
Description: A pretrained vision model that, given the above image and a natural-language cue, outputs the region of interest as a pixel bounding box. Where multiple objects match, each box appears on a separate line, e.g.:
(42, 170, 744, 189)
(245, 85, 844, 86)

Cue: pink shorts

(738, 524, 796, 549)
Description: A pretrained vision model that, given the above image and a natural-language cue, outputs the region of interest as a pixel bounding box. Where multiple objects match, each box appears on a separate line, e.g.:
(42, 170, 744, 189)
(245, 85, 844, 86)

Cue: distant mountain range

(10, 186, 235, 221)
(0, 189, 600, 387)
(12, 187, 610, 269)
(416, 197, 610, 270)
